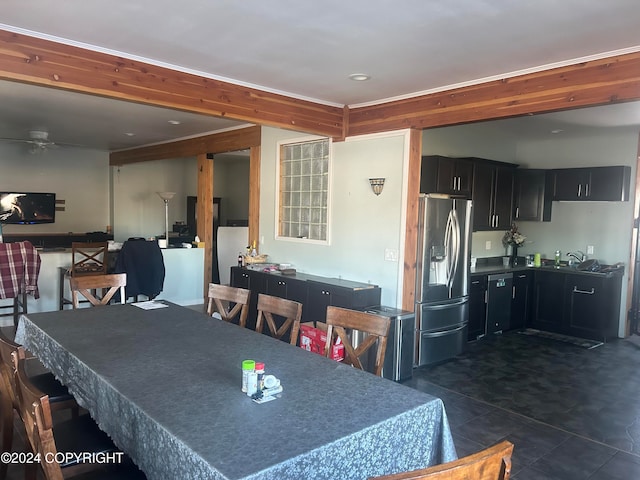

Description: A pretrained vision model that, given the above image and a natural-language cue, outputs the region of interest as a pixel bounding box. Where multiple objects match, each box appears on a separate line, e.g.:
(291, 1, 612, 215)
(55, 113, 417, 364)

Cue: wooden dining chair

(0, 332, 77, 480)
(70, 242, 109, 277)
(255, 293, 303, 345)
(70, 273, 127, 308)
(13, 356, 147, 480)
(206, 283, 251, 327)
(324, 306, 391, 376)
(59, 242, 110, 309)
(367, 440, 514, 480)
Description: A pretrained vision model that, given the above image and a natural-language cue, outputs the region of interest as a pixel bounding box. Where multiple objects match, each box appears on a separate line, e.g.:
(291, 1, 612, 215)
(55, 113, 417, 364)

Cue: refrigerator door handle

(444, 210, 454, 292)
(446, 208, 460, 294)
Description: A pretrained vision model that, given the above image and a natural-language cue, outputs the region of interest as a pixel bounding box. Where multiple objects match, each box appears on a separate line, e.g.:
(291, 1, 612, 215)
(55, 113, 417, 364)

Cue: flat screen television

(0, 192, 56, 224)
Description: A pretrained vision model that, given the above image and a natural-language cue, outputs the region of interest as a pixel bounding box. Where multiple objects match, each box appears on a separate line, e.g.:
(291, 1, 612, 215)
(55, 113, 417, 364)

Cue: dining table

(15, 302, 457, 480)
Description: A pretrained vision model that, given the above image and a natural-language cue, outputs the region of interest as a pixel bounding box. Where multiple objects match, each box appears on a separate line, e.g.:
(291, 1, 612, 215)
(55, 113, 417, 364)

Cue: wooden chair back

(324, 306, 390, 376)
(367, 440, 514, 480)
(14, 356, 67, 480)
(255, 294, 303, 345)
(70, 242, 108, 277)
(0, 332, 26, 479)
(207, 284, 251, 327)
(70, 273, 127, 308)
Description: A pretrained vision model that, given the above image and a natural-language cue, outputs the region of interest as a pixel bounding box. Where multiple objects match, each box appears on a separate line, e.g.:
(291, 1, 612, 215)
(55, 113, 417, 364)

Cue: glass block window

(278, 137, 330, 242)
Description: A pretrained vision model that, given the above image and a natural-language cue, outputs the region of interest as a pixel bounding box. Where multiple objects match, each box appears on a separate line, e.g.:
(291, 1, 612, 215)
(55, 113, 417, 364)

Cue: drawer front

(416, 325, 467, 366)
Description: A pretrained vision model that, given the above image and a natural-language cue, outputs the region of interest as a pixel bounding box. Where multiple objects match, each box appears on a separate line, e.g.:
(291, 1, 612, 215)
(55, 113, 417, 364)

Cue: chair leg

(0, 413, 12, 480)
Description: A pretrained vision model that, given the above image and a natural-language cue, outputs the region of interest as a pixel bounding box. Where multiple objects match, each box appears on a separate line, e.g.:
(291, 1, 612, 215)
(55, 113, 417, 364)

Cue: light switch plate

(485, 241, 492, 250)
(384, 248, 399, 262)
(587, 245, 594, 255)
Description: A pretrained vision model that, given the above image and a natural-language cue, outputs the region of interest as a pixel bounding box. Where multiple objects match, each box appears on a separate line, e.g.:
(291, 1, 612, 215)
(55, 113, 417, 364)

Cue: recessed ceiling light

(348, 73, 371, 82)
(168, 120, 181, 125)
(551, 129, 563, 134)
(124, 132, 135, 137)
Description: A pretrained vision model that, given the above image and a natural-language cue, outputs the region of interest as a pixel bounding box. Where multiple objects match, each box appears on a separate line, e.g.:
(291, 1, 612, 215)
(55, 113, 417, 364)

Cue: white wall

(111, 158, 196, 242)
(0, 143, 110, 235)
(258, 126, 409, 307)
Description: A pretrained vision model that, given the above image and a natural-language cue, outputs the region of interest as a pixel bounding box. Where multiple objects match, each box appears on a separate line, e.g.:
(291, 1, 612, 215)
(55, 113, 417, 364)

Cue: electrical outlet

(485, 241, 492, 250)
(587, 245, 594, 255)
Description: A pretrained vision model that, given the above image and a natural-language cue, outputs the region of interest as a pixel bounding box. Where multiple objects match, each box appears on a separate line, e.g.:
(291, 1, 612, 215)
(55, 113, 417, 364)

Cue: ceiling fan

(0, 129, 62, 153)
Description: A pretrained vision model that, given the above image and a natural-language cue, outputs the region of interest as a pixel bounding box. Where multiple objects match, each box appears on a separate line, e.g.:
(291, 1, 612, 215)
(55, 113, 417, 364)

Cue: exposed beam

(401, 129, 422, 313)
(248, 146, 261, 253)
(0, 29, 343, 139)
(348, 52, 640, 137)
(110, 126, 261, 165)
(197, 153, 214, 297)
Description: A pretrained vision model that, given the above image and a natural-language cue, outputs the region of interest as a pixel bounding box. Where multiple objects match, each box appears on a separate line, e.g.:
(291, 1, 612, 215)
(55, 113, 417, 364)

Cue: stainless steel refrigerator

(415, 193, 472, 366)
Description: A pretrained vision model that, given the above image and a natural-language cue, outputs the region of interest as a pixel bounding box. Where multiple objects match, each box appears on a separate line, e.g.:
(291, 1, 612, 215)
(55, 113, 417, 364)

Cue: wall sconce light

(369, 178, 385, 196)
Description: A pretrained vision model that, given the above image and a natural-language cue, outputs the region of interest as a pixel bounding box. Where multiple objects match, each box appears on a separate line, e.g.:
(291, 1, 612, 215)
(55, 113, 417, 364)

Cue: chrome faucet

(567, 251, 586, 264)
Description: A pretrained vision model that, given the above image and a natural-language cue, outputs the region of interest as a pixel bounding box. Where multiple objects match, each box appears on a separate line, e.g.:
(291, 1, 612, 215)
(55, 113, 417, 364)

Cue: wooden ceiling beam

(109, 126, 261, 165)
(0, 29, 343, 139)
(348, 52, 640, 137)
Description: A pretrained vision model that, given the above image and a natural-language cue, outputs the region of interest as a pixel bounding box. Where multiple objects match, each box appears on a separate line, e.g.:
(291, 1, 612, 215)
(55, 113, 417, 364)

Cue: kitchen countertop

(471, 259, 625, 278)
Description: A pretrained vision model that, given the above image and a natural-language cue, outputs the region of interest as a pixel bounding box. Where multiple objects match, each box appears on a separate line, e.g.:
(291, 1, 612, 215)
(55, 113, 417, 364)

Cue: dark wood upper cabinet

(551, 166, 631, 202)
(513, 169, 552, 222)
(420, 155, 473, 196)
(471, 161, 515, 231)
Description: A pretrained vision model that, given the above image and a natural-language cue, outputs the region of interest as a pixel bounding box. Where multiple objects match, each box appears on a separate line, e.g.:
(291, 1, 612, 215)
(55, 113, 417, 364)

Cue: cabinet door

(511, 272, 532, 330)
(492, 167, 514, 230)
(486, 275, 513, 334)
(552, 168, 590, 200)
(450, 158, 473, 196)
(230, 267, 264, 330)
(472, 163, 514, 231)
(305, 283, 351, 323)
(471, 163, 494, 231)
(265, 276, 288, 298)
(420, 156, 473, 196)
(566, 275, 605, 341)
(531, 271, 566, 333)
(587, 166, 631, 201)
(513, 170, 551, 222)
(468, 276, 487, 341)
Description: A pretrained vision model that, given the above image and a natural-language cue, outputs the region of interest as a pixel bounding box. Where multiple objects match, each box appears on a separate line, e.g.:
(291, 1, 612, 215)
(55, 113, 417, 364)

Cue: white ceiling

(1, 0, 640, 151)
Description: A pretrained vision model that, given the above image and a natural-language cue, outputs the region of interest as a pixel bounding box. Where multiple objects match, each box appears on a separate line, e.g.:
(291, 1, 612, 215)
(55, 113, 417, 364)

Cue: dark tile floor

(403, 331, 640, 479)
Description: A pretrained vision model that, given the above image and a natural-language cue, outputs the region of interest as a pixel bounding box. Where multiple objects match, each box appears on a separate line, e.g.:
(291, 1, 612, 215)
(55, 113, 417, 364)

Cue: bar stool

(58, 242, 108, 310)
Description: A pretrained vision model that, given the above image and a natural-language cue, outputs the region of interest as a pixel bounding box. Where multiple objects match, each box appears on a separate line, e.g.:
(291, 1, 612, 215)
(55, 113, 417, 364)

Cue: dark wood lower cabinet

(531, 270, 566, 334)
(468, 276, 487, 341)
(511, 272, 532, 330)
(531, 269, 622, 341)
(230, 267, 381, 326)
(469, 267, 621, 342)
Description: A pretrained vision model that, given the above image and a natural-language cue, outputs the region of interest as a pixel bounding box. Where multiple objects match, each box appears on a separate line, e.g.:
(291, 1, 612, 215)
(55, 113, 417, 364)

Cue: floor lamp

(157, 192, 175, 248)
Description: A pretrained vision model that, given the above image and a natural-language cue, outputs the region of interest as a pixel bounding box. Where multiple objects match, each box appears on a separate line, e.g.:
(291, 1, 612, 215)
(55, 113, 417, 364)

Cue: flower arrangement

(502, 223, 526, 249)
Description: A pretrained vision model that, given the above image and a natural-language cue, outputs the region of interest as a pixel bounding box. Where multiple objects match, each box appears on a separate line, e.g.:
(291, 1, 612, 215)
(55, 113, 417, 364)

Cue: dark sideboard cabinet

(230, 267, 381, 326)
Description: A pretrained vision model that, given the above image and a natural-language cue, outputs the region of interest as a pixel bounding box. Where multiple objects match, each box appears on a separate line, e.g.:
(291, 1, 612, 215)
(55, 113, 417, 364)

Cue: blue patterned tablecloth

(16, 303, 456, 480)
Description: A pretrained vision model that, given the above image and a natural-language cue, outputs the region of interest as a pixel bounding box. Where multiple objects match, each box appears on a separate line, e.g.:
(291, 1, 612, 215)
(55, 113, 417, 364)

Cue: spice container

(255, 362, 265, 391)
(241, 360, 255, 392)
(554, 250, 561, 267)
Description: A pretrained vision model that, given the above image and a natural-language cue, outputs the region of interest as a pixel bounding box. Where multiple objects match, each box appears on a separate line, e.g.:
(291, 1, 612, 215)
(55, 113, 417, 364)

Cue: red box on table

(299, 322, 344, 361)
